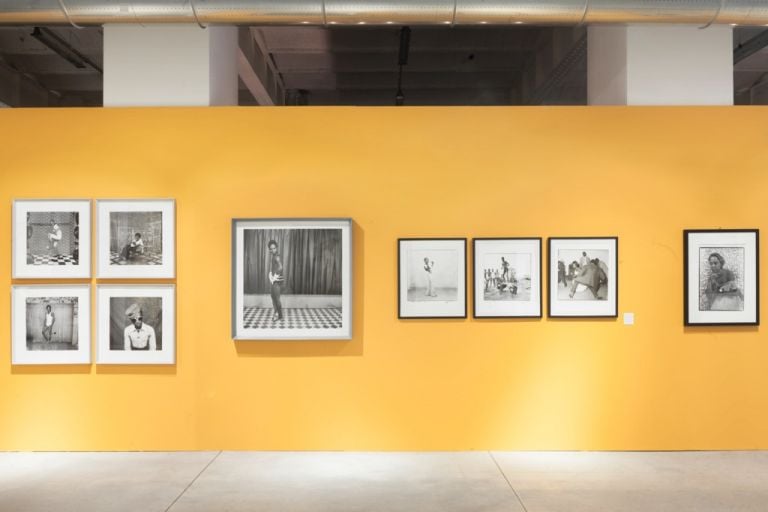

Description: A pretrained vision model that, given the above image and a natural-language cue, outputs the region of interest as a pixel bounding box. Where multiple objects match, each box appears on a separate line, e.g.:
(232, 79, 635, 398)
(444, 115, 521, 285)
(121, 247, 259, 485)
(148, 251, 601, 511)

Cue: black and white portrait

(406, 249, 459, 302)
(110, 211, 163, 266)
(699, 248, 744, 312)
(685, 230, 758, 326)
(26, 296, 79, 350)
(26, 212, 79, 266)
(233, 219, 353, 340)
(97, 285, 175, 364)
(548, 237, 618, 318)
(399, 238, 467, 319)
(12, 285, 91, 365)
(109, 297, 163, 351)
(555, 249, 610, 301)
(97, 199, 175, 279)
(473, 238, 541, 318)
(13, 200, 91, 279)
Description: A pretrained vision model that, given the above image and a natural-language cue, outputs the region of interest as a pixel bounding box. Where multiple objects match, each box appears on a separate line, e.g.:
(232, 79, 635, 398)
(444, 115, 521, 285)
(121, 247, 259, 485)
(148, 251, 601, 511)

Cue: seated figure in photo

(703, 252, 744, 311)
(569, 258, 607, 299)
(123, 303, 156, 351)
(120, 232, 145, 261)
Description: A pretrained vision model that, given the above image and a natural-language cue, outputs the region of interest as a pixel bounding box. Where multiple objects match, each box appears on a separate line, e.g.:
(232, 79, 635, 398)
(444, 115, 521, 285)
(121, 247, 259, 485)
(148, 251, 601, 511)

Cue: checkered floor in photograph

(31, 254, 78, 265)
(243, 307, 342, 329)
(110, 252, 163, 265)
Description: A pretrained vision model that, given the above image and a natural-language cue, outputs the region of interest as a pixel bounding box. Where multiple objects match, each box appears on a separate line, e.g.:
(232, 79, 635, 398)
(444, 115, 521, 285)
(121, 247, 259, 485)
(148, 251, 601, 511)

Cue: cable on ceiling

(578, 0, 590, 25)
(56, 0, 83, 29)
(700, 0, 727, 29)
(190, 0, 207, 29)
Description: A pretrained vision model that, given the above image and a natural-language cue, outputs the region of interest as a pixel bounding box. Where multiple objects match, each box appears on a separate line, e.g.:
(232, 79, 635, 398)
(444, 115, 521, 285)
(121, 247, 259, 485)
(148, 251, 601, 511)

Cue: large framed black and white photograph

(12, 285, 91, 365)
(398, 238, 467, 319)
(473, 238, 541, 318)
(684, 229, 759, 326)
(12, 199, 91, 279)
(96, 285, 176, 364)
(548, 237, 618, 318)
(96, 199, 175, 279)
(232, 218, 352, 340)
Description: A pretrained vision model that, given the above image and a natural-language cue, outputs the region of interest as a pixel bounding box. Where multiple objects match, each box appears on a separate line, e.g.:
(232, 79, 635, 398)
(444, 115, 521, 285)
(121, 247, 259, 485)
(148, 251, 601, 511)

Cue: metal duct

(0, 0, 766, 26)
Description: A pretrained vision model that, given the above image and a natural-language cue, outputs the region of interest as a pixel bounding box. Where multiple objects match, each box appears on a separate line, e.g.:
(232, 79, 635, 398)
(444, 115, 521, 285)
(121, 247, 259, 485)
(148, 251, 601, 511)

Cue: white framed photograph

(232, 218, 353, 340)
(548, 237, 618, 318)
(473, 238, 541, 318)
(684, 229, 759, 326)
(96, 199, 175, 279)
(398, 238, 467, 319)
(12, 285, 91, 365)
(97, 285, 176, 365)
(12, 199, 91, 279)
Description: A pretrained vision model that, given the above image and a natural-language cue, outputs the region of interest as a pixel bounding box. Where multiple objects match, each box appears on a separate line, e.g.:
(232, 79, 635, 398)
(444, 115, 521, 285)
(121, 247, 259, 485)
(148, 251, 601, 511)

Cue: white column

(588, 25, 733, 105)
(104, 24, 238, 107)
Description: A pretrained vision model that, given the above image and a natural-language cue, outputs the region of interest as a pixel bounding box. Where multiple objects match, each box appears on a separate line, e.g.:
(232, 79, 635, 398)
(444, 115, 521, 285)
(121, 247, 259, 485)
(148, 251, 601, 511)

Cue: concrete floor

(1, 451, 767, 512)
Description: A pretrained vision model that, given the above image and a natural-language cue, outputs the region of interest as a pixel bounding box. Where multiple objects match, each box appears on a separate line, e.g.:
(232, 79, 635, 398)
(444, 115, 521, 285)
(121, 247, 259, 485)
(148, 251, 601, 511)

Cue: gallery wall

(1, 106, 767, 450)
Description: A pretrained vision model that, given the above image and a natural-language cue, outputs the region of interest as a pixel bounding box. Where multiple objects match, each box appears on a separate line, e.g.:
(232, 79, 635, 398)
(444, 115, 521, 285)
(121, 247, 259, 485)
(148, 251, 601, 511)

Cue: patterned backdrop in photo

(25, 297, 78, 345)
(109, 297, 163, 350)
(699, 247, 745, 310)
(27, 212, 78, 255)
(244, 229, 342, 295)
(110, 212, 162, 255)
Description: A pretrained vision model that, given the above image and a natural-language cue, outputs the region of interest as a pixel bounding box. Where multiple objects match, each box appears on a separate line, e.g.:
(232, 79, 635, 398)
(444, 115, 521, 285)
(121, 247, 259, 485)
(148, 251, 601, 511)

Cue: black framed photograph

(684, 229, 759, 326)
(473, 238, 541, 318)
(398, 238, 467, 319)
(96, 199, 176, 279)
(232, 218, 353, 340)
(12, 285, 91, 365)
(12, 199, 91, 279)
(96, 285, 176, 364)
(548, 237, 618, 318)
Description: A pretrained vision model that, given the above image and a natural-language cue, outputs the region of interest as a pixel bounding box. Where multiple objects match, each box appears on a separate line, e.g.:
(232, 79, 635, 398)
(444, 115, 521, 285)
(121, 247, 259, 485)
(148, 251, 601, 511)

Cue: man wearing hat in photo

(124, 303, 156, 351)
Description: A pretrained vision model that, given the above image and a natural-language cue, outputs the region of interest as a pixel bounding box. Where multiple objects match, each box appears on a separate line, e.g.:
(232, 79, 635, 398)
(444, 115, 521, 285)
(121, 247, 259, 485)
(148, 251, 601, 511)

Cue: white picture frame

(473, 238, 542, 318)
(398, 238, 467, 319)
(232, 218, 353, 341)
(12, 199, 91, 279)
(548, 237, 618, 318)
(684, 229, 759, 326)
(96, 285, 176, 365)
(12, 285, 91, 365)
(96, 199, 175, 279)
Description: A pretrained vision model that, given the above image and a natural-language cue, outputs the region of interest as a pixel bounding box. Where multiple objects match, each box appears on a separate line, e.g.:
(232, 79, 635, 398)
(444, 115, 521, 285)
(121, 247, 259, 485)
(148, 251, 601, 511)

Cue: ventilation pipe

(0, 1, 766, 27)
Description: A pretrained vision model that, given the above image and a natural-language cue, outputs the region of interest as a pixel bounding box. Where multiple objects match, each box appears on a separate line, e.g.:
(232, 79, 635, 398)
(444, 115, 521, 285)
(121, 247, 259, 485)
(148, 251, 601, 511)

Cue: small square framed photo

(473, 238, 542, 318)
(12, 199, 91, 279)
(548, 237, 618, 318)
(12, 285, 91, 365)
(96, 199, 175, 279)
(232, 218, 353, 340)
(398, 238, 467, 319)
(97, 285, 176, 365)
(684, 229, 759, 326)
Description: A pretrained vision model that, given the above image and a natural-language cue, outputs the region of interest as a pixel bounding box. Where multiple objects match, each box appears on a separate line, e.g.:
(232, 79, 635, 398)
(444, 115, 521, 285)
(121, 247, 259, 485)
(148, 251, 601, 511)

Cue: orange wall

(1, 106, 767, 450)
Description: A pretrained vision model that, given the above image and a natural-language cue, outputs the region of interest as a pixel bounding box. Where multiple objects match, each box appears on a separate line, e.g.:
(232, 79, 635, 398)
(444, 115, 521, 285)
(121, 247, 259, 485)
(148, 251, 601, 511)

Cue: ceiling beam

(734, 29, 768, 65)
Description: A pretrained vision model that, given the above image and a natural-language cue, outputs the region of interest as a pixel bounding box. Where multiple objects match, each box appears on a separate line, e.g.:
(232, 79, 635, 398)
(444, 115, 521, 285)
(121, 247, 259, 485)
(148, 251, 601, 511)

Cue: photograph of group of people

(473, 238, 542, 318)
(11, 199, 177, 365)
(554, 250, 610, 301)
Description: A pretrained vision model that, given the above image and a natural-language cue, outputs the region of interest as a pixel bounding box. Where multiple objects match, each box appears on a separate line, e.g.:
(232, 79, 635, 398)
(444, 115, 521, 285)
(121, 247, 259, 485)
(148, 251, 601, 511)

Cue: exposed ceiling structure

(0, 23, 766, 107)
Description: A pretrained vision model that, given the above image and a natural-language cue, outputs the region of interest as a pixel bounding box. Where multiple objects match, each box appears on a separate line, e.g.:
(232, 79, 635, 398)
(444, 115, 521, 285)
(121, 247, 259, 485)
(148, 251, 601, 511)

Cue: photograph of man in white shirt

(123, 303, 156, 351)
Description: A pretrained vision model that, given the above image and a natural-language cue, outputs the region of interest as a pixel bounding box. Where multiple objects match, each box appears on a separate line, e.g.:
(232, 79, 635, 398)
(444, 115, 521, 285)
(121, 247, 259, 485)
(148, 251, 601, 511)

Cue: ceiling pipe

(0, 0, 766, 27)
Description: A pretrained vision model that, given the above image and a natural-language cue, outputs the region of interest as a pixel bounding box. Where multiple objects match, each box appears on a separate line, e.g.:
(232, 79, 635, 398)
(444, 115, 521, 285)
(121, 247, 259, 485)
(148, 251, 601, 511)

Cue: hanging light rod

(0, 1, 765, 27)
